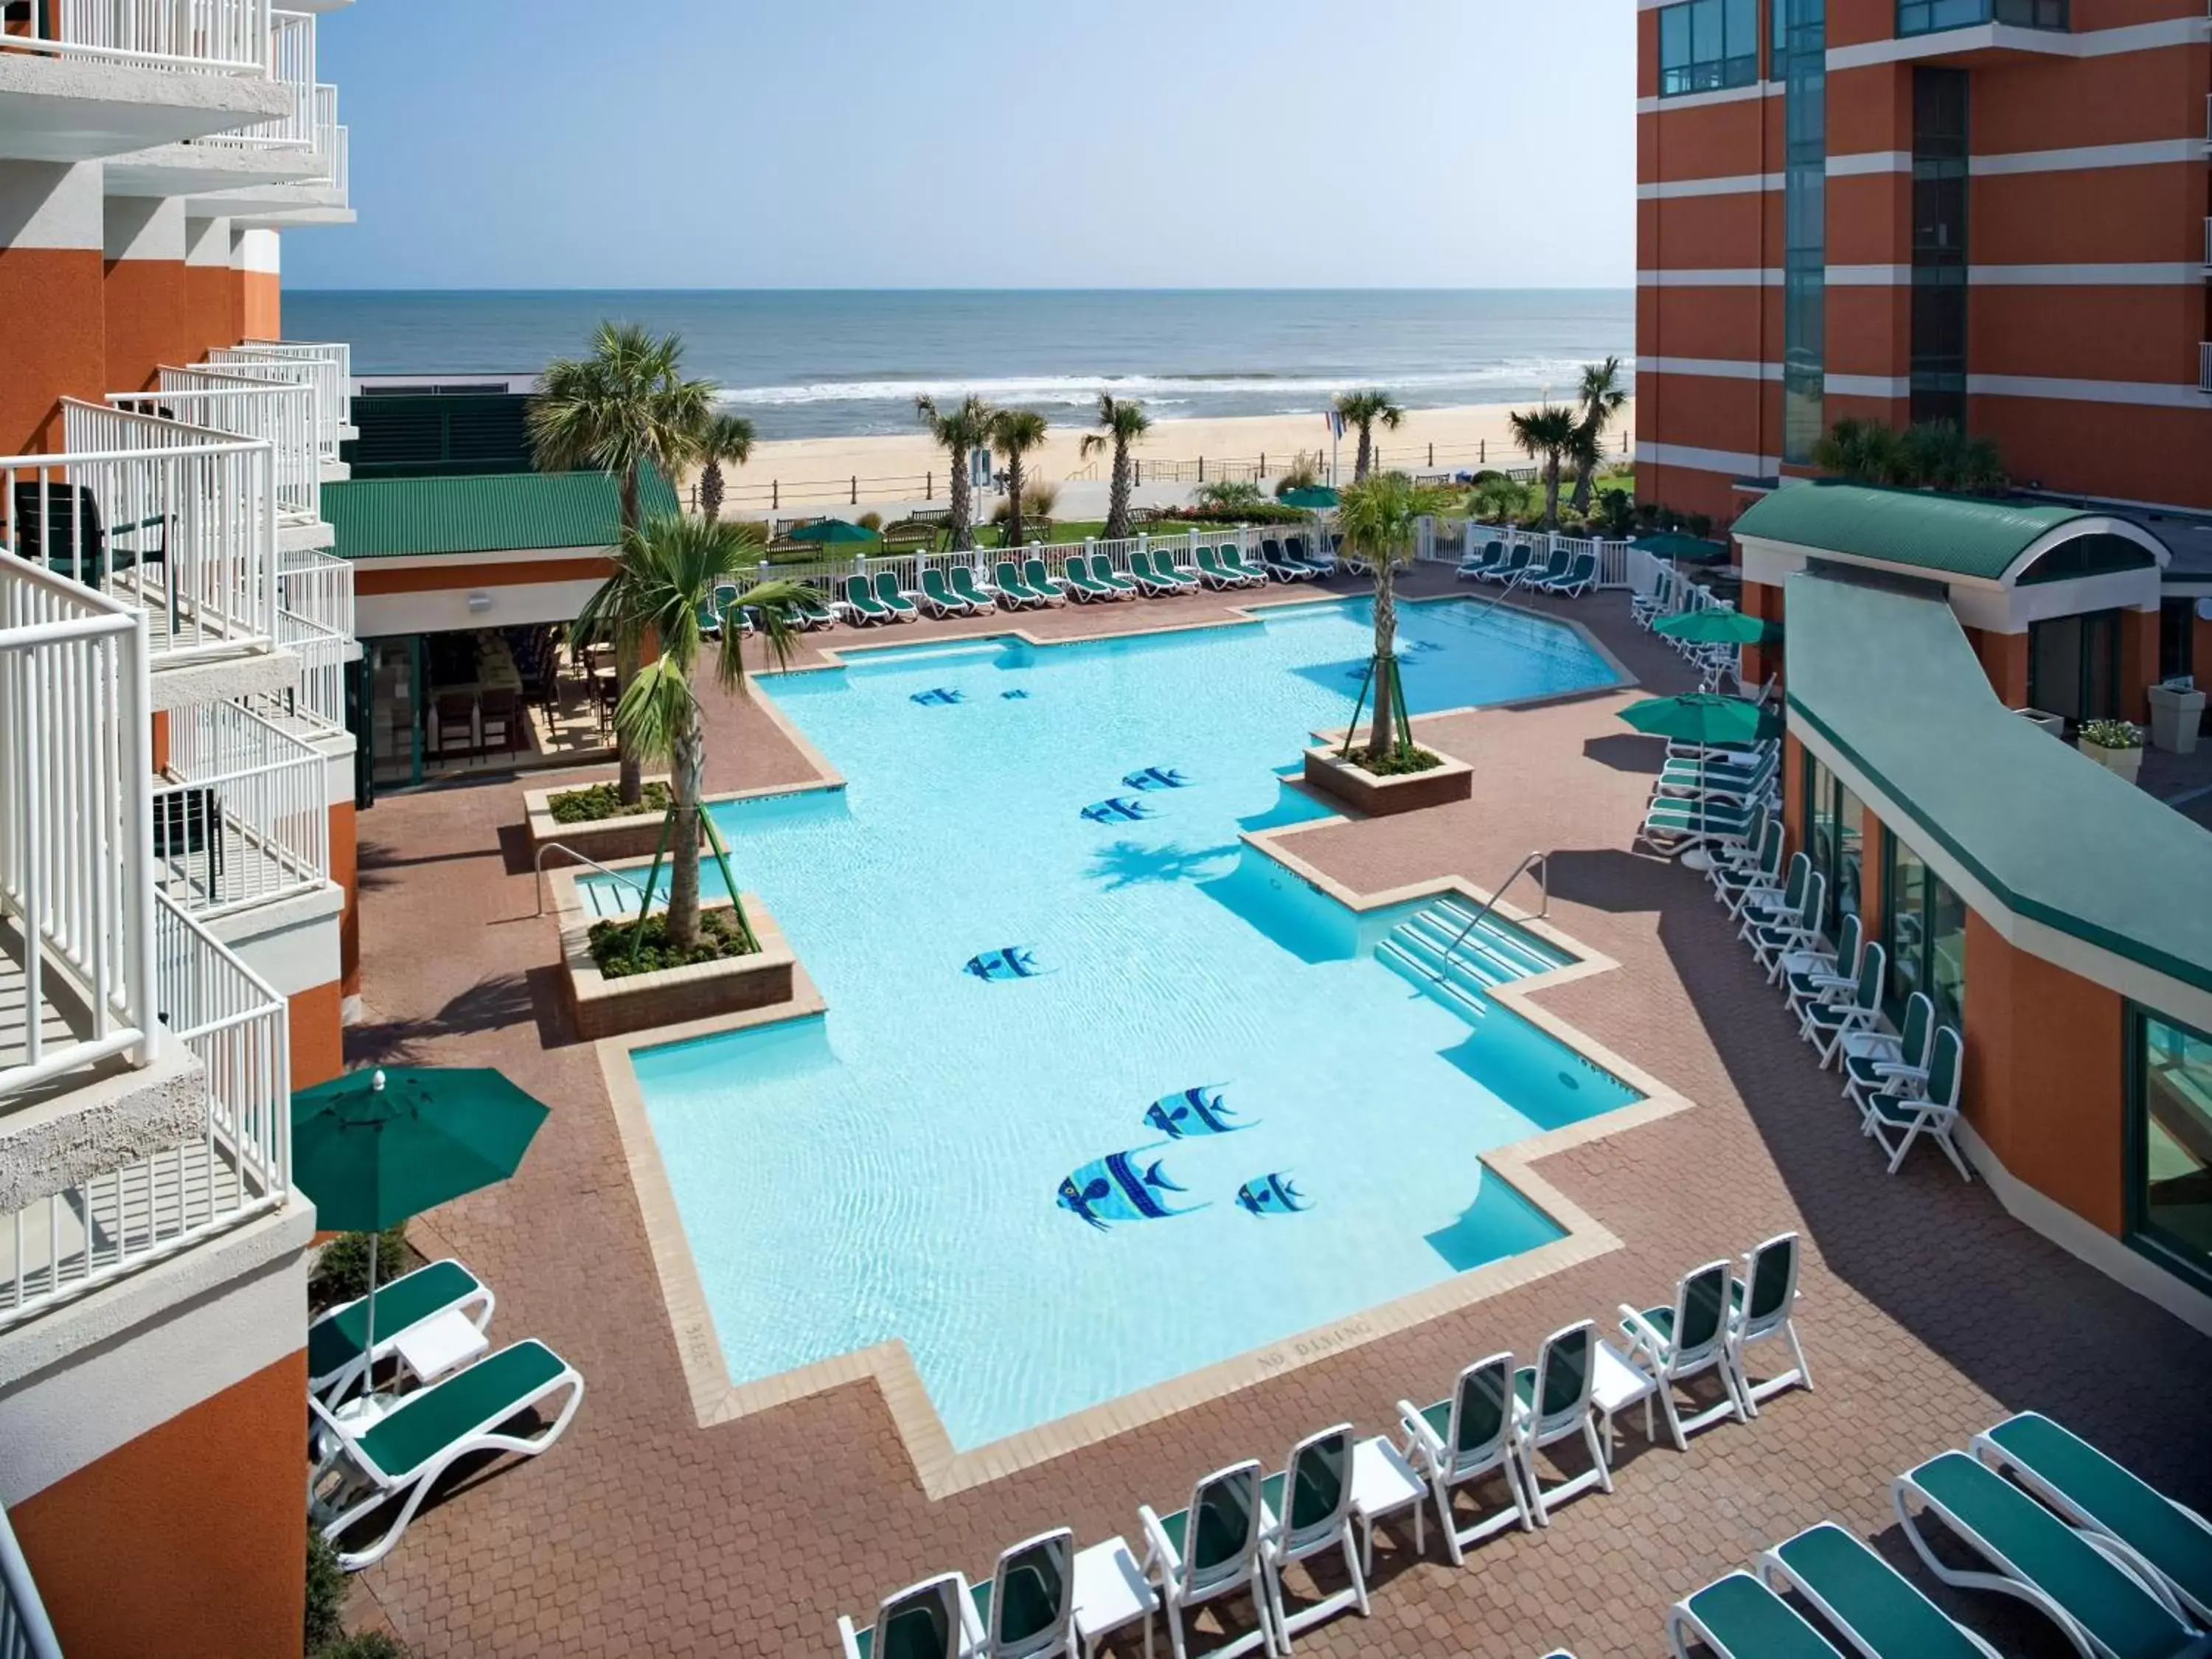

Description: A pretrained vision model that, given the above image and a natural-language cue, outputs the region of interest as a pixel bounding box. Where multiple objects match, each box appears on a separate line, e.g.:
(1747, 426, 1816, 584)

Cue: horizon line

(285, 283, 1637, 297)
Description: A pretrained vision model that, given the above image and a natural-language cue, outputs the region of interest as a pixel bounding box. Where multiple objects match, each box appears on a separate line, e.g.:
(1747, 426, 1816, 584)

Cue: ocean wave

(716, 361, 1615, 408)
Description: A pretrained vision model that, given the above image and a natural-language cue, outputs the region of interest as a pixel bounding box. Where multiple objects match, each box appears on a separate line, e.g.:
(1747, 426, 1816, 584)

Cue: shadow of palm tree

(1086, 840, 1239, 891)
(344, 970, 537, 1068)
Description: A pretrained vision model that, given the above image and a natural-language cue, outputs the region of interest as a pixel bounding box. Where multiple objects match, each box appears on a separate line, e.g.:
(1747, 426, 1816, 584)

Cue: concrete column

(0, 161, 106, 453)
(233, 225, 279, 341)
(183, 214, 234, 359)
(102, 195, 188, 395)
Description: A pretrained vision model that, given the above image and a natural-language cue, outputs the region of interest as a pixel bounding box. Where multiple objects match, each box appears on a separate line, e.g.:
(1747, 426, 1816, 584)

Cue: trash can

(2148, 682, 2205, 755)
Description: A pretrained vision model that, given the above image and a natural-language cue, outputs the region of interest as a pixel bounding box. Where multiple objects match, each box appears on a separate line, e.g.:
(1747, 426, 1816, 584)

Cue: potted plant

(2079, 717, 2144, 783)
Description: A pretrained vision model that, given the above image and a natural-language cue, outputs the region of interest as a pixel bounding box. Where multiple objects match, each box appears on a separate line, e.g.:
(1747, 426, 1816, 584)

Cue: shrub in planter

(2081, 718, 2142, 751)
(548, 780, 672, 824)
(1352, 744, 1444, 777)
(309, 1224, 413, 1311)
(587, 907, 758, 979)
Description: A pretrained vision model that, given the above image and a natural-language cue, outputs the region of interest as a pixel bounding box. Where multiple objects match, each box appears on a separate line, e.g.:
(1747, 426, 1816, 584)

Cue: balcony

(206, 342, 349, 472)
(110, 366, 316, 525)
(151, 698, 327, 919)
(103, 9, 332, 197)
(0, 1501, 60, 1659)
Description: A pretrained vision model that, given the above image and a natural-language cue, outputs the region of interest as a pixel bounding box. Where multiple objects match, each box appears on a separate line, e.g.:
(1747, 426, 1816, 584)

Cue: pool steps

(1374, 895, 1563, 1023)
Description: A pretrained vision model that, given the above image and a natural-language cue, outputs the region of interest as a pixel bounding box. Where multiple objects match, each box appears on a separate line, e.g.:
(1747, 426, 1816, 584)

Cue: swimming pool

(596, 597, 1637, 1452)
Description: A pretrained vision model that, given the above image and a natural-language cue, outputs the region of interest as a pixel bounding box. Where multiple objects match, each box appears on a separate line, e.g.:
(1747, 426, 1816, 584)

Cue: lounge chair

(872, 570, 920, 622)
(1750, 872, 1828, 979)
(1191, 546, 1241, 591)
(1397, 1351, 1534, 1565)
(992, 560, 1046, 611)
(1060, 558, 1111, 603)
(1524, 547, 1573, 590)
(1728, 1232, 1812, 1411)
(1481, 544, 1534, 586)
(1022, 557, 1069, 605)
(1638, 793, 1764, 858)
(1127, 550, 1180, 596)
(1758, 1523, 2002, 1659)
(1259, 1424, 1368, 1645)
(695, 595, 724, 639)
(1666, 1570, 1848, 1659)
(1219, 544, 1270, 585)
(787, 589, 837, 630)
(1843, 992, 1935, 1119)
(1282, 534, 1330, 576)
(1510, 1320, 1612, 1524)
(840, 574, 894, 626)
(1655, 748, 1778, 804)
(307, 1257, 494, 1402)
(1800, 942, 1887, 1065)
(837, 1571, 984, 1659)
(1138, 1461, 1275, 1659)
(1973, 1411, 2212, 1625)
(309, 1338, 584, 1571)
(1088, 555, 1139, 598)
(917, 567, 976, 619)
(1258, 538, 1304, 582)
(971, 1528, 1077, 1659)
(1894, 1450, 2207, 1659)
(1455, 540, 1506, 582)
(1863, 1026, 1969, 1178)
(1150, 548, 1198, 588)
(948, 564, 998, 614)
(1618, 1259, 1747, 1451)
(1539, 551, 1599, 597)
(1782, 914, 1862, 1023)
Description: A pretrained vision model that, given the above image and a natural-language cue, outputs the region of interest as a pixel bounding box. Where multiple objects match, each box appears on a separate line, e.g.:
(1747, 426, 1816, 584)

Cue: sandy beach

(698, 398, 1638, 515)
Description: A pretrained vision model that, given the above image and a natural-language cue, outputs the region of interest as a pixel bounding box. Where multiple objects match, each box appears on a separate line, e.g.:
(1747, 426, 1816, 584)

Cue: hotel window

(1801, 751, 1865, 933)
(1885, 834, 1964, 1030)
(2028, 608, 2123, 726)
(1778, 0, 1826, 463)
(2127, 1008, 2212, 1293)
(2160, 599, 2197, 684)
(1910, 69, 1969, 430)
(1897, 0, 2067, 35)
(1659, 0, 1760, 96)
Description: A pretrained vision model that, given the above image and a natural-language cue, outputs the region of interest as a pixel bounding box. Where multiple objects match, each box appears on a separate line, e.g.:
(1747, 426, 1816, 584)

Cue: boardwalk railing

(0, 1500, 60, 1659)
(12, 0, 272, 74)
(153, 700, 327, 919)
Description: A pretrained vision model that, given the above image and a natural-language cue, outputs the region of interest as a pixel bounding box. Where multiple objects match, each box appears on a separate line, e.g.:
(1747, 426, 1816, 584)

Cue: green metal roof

(1785, 572, 2212, 996)
(323, 468, 680, 560)
(1733, 481, 2104, 581)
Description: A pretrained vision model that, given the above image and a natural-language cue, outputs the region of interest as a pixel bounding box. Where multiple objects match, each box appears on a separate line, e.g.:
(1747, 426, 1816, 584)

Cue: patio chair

(873, 571, 921, 622)
(1456, 539, 1506, 581)
(1059, 558, 1110, 602)
(1088, 555, 1138, 598)
(1259, 1424, 1368, 1645)
(1283, 535, 1330, 576)
(917, 567, 970, 619)
(1666, 1570, 1848, 1659)
(1800, 942, 1887, 1065)
(1396, 1351, 1534, 1565)
(1509, 1320, 1612, 1525)
(1483, 543, 1534, 586)
(1540, 551, 1599, 597)
(1711, 817, 1781, 915)
(1150, 548, 1198, 588)
(840, 574, 894, 625)
(1843, 992, 1935, 1118)
(1863, 1026, 1969, 1179)
(1618, 1259, 1747, 1451)
(837, 1571, 984, 1659)
(1728, 1232, 1812, 1412)
(1021, 557, 1069, 605)
(1781, 913, 1862, 1023)
(1758, 1525, 2001, 1659)
(479, 687, 523, 755)
(1749, 872, 1827, 980)
(10, 479, 168, 591)
(307, 1257, 495, 1402)
(1972, 1411, 2212, 1625)
(1893, 1450, 2207, 1659)
(971, 1528, 1076, 1659)
(1127, 550, 1180, 596)
(947, 566, 998, 614)
(1526, 546, 1573, 589)
(1736, 852, 1811, 939)
(1219, 543, 1269, 585)
(433, 690, 479, 757)
(695, 594, 723, 639)
(309, 1338, 584, 1571)
(992, 561, 1045, 611)
(1138, 1460, 1276, 1659)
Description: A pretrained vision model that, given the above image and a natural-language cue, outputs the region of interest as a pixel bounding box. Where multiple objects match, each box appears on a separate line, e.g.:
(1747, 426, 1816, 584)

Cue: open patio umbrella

(1278, 485, 1340, 511)
(1619, 693, 1783, 872)
(1635, 531, 1731, 564)
(783, 518, 880, 546)
(293, 1066, 551, 1394)
(1653, 609, 1781, 647)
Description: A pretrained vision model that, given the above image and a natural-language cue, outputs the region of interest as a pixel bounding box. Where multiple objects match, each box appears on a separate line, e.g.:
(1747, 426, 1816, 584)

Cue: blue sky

(291, 1, 1635, 291)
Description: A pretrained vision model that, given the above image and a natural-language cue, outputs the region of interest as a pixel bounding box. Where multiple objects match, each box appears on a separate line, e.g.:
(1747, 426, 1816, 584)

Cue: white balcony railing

(108, 368, 316, 525)
(312, 83, 349, 197)
(153, 699, 327, 919)
(7, 0, 273, 74)
(279, 545, 352, 639)
(0, 552, 156, 1102)
(0, 891, 288, 1329)
(274, 608, 346, 732)
(3, 404, 279, 668)
(208, 344, 347, 467)
(194, 4, 313, 147)
(0, 1503, 61, 1659)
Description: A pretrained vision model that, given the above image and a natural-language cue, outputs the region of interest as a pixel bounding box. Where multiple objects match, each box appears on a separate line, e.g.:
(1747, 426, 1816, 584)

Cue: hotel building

(0, 5, 361, 1654)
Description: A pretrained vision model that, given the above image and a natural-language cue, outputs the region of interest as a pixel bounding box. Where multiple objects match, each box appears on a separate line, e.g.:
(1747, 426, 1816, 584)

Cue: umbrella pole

(361, 1228, 378, 1402)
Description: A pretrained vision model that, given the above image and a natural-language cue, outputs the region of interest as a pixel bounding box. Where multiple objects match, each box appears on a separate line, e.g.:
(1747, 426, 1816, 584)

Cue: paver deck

(344, 572, 2212, 1658)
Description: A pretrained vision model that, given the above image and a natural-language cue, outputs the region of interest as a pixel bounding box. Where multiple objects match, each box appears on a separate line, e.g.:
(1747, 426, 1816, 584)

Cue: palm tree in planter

(1568, 356, 1629, 512)
(1337, 470, 1450, 769)
(692, 411, 757, 524)
(990, 408, 1050, 552)
(1079, 394, 1150, 540)
(1507, 403, 1582, 530)
(915, 393, 993, 551)
(529, 321, 717, 807)
(575, 514, 809, 959)
(1333, 389, 1404, 481)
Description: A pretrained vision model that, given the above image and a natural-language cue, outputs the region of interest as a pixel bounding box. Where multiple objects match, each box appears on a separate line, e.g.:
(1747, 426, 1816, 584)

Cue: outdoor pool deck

(343, 570, 2212, 1658)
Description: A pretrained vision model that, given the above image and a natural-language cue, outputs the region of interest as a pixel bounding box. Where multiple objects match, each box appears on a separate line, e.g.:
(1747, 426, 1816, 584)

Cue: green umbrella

(784, 518, 880, 546)
(293, 1066, 550, 1393)
(1636, 531, 1731, 563)
(1653, 609, 1781, 647)
(1618, 692, 1781, 746)
(1279, 485, 1340, 510)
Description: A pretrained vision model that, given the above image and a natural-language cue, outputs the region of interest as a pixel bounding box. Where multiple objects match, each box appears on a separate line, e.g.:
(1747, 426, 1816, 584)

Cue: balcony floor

(150, 809, 319, 917)
(0, 940, 83, 1080)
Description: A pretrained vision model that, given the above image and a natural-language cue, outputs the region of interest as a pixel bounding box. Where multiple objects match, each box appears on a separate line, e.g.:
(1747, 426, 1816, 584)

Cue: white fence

(274, 606, 346, 731)
(1422, 520, 1636, 590)
(313, 82, 347, 195)
(279, 545, 352, 638)
(209, 343, 349, 466)
(13, 0, 272, 74)
(0, 552, 156, 1101)
(154, 699, 326, 917)
(754, 522, 1329, 597)
(0, 892, 288, 1329)
(0, 1503, 60, 1659)
(198, 4, 313, 145)
(122, 366, 316, 522)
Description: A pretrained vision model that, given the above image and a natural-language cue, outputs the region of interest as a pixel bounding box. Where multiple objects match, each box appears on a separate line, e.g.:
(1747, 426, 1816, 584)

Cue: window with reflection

(2130, 1009, 2212, 1290)
(1885, 832, 1964, 1029)
(1801, 751, 1865, 934)
(1660, 0, 1761, 95)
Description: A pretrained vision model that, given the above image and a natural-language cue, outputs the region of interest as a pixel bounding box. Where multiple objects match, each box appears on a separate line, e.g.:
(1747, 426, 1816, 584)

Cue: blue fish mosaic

(1057, 1150, 1200, 1231)
(1143, 1086, 1248, 1140)
(910, 687, 965, 706)
(1121, 766, 1189, 792)
(1001, 689, 1031, 700)
(1235, 1173, 1311, 1217)
(1080, 796, 1155, 824)
(964, 946, 1046, 982)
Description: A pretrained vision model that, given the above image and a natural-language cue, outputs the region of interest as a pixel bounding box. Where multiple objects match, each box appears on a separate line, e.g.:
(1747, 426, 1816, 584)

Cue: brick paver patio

(344, 575, 2212, 1658)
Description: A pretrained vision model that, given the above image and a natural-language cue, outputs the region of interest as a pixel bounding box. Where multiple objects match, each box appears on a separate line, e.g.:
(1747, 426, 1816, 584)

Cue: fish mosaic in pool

(611, 597, 1639, 1450)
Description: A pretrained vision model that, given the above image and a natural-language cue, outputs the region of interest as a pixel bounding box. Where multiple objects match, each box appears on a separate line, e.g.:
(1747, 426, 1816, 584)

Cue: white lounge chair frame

(1619, 1259, 1747, 1451)
(1138, 1460, 1276, 1659)
(1259, 1424, 1368, 1648)
(1511, 1320, 1613, 1525)
(1396, 1351, 1533, 1565)
(1729, 1232, 1812, 1411)
(1863, 1026, 1969, 1178)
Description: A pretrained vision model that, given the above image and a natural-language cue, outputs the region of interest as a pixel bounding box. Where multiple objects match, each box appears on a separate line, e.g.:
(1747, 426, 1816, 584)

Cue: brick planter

(1302, 745, 1473, 816)
(562, 896, 799, 1041)
(524, 775, 675, 865)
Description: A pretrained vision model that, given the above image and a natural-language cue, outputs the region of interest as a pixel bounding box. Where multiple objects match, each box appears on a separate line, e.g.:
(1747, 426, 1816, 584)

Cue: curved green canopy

(785, 518, 879, 546)
(293, 1066, 549, 1233)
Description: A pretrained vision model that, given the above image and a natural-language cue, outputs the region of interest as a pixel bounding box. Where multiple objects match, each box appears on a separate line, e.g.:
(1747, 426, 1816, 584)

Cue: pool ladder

(1433, 849, 1551, 984)
(533, 841, 660, 919)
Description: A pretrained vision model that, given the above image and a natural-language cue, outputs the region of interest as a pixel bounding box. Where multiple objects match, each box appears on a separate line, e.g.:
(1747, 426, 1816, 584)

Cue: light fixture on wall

(466, 591, 492, 614)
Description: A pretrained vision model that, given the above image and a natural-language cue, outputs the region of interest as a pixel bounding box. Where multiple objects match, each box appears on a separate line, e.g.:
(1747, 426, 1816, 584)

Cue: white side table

(1071, 1534, 1155, 1659)
(1591, 1338, 1657, 1463)
(392, 1306, 490, 1388)
(1349, 1435, 1428, 1576)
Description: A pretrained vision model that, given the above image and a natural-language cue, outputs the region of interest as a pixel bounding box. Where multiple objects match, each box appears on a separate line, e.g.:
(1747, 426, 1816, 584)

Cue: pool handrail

(533, 840, 661, 919)
(1435, 849, 1550, 984)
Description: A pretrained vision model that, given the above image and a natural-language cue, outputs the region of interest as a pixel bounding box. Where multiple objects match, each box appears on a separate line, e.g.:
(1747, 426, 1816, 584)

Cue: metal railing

(1434, 850, 1551, 983)
(0, 1501, 60, 1659)
(1422, 520, 1636, 591)
(274, 606, 346, 731)
(2, 403, 279, 667)
(0, 891, 288, 1329)
(2202, 342, 2212, 394)
(153, 699, 327, 918)
(7, 0, 272, 74)
(209, 343, 348, 466)
(279, 545, 352, 639)
(0, 552, 156, 1102)
(196, 4, 313, 145)
(534, 840, 659, 919)
(114, 367, 316, 523)
(752, 522, 1307, 597)
(311, 83, 347, 195)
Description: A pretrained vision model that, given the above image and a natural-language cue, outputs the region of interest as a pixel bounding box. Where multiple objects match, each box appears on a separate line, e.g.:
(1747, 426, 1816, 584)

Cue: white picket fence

(1419, 520, 1636, 591)
(752, 523, 1326, 600)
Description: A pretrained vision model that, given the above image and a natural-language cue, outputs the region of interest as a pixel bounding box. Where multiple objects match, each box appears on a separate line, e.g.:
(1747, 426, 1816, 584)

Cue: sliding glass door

(1885, 832, 1965, 1029)
(2129, 1008, 2212, 1291)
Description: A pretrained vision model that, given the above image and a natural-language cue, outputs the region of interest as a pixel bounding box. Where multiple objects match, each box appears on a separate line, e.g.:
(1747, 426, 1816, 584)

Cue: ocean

(285, 289, 1633, 442)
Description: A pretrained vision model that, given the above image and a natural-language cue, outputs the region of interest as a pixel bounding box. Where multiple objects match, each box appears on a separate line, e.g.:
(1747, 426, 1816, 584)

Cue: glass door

(2130, 1009, 2212, 1289)
(366, 635, 424, 790)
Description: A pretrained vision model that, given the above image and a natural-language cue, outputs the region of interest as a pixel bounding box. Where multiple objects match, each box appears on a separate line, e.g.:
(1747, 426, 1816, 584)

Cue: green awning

(1784, 572, 2212, 995)
(1736, 482, 2112, 582)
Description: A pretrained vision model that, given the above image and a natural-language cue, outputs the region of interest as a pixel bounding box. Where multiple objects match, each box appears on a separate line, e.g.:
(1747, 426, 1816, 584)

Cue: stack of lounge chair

(1635, 736, 1782, 861)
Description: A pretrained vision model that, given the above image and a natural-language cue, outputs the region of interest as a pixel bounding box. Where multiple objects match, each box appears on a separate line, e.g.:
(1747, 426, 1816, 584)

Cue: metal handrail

(1470, 556, 1543, 619)
(533, 841, 658, 919)
(1434, 849, 1550, 983)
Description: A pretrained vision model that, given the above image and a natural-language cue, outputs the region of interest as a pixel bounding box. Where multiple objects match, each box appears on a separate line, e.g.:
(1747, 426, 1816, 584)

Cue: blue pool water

(603, 597, 1636, 1450)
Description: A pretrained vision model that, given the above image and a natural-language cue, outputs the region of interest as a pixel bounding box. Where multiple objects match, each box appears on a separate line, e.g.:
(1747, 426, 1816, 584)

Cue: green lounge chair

(1973, 1412, 2212, 1625)
(1154, 549, 1200, 587)
(872, 570, 919, 622)
(1894, 1450, 2207, 1659)
(1138, 1461, 1273, 1659)
(1259, 538, 1306, 582)
(916, 566, 970, 619)
(1539, 550, 1600, 597)
(1192, 546, 1240, 591)
(969, 1530, 1075, 1659)
(1088, 555, 1138, 597)
(1457, 539, 1506, 581)
(1397, 1351, 1533, 1565)
(1059, 558, 1110, 602)
(695, 595, 723, 638)
(992, 560, 1044, 610)
(840, 574, 893, 625)
(1283, 534, 1332, 575)
(1126, 550, 1180, 596)
(1509, 1319, 1611, 1523)
(1638, 793, 1764, 858)
(307, 1257, 493, 1401)
(1218, 544, 1268, 586)
(1257, 1424, 1368, 1644)
(1481, 543, 1533, 585)
(309, 1338, 583, 1571)
(1666, 1570, 1848, 1659)
(788, 590, 836, 630)
(836, 1571, 982, 1659)
(1021, 557, 1068, 605)
(1759, 1523, 2001, 1659)
(947, 564, 997, 613)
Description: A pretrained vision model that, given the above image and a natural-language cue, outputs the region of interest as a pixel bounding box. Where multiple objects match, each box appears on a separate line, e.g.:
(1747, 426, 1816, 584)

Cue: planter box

(1302, 745, 1473, 816)
(524, 774, 675, 865)
(562, 896, 798, 1041)
(2148, 684, 2205, 755)
(2079, 737, 2144, 785)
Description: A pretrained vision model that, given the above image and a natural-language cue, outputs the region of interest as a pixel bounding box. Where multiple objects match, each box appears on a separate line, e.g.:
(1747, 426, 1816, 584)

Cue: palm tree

(1079, 394, 1150, 540)
(1812, 417, 2005, 493)
(1333, 389, 1405, 481)
(692, 411, 756, 524)
(529, 322, 717, 805)
(916, 394, 993, 551)
(1568, 357, 1629, 511)
(574, 514, 807, 953)
(1811, 417, 1909, 485)
(1336, 471, 1450, 763)
(1507, 403, 1581, 529)
(990, 408, 1050, 552)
